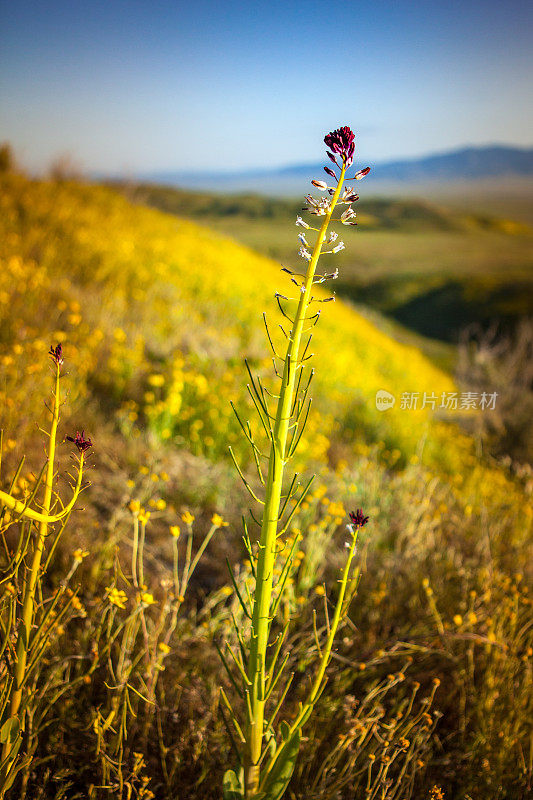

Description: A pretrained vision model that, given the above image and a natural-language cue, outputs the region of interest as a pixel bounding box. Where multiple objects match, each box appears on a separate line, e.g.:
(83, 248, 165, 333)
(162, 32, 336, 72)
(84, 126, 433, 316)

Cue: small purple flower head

(66, 430, 93, 454)
(349, 508, 369, 528)
(49, 343, 64, 366)
(324, 126, 356, 167)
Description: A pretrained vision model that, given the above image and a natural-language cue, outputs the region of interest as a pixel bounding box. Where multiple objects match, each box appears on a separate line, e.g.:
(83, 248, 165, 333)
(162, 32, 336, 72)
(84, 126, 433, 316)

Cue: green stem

(245, 165, 346, 794)
(291, 531, 356, 729)
(1, 367, 83, 778)
(259, 528, 359, 787)
(0, 463, 84, 523)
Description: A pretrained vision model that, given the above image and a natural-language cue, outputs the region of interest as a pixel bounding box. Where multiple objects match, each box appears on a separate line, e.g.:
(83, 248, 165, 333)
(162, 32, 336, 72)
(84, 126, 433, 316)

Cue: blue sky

(1, 0, 531, 173)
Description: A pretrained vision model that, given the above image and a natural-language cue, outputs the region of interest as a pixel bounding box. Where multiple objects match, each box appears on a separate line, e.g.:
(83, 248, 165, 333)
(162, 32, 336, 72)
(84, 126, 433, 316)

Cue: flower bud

(49, 343, 64, 366)
(66, 430, 93, 453)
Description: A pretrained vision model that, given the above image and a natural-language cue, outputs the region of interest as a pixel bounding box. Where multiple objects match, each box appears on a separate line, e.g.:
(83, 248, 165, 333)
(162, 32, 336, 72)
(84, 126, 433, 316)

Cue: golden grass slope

(0, 174, 456, 461)
(0, 172, 520, 495)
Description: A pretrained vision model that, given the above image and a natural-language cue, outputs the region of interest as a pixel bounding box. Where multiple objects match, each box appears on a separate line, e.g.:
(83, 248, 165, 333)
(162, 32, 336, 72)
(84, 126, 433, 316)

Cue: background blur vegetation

(0, 146, 532, 798)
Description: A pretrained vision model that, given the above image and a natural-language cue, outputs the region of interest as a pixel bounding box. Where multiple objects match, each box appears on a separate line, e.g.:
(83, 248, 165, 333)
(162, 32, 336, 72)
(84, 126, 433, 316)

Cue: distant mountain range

(139, 145, 533, 196)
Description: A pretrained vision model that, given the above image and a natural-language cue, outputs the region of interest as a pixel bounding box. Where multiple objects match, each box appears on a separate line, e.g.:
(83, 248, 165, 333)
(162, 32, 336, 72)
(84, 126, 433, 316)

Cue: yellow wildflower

(107, 587, 128, 610)
(181, 511, 195, 525)
(129, 499, 141, 515)
(140, 591, 156, 605)
(73, 548, 89, 563)
(158, 642, 171, 654)
(453, 614, 463, 626)
(211, 513, 228, 528)
(71, 595, 84, 612)
(314, 585, 326, 596)
(169, 525, 181, 538)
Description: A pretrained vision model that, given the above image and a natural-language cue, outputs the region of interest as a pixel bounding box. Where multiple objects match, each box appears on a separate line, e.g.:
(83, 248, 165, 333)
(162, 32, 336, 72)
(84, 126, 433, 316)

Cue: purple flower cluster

(49, 343, 64, 366)
(324, 126, 356, 167)
(66, 430, 93, 453)
(349, 508, 369, 528)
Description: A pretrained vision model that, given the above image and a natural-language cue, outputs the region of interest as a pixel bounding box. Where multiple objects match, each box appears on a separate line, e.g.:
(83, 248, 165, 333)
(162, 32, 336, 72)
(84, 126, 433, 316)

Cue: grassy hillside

(1, 171, 529, 584)
(1, 173, 461, 469)
(118, 182, 533, 344)
(1, 173, 531, 799)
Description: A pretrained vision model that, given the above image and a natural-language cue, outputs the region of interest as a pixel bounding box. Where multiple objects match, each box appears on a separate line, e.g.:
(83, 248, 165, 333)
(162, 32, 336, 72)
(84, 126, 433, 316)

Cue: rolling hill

(112, 180, 533, 346)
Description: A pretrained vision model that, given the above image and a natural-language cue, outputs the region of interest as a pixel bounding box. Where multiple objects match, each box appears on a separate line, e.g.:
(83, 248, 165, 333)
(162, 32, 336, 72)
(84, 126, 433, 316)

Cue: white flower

(342, 186, 359, 204)
(311, 179, 328, 191)
(295, 216, 310, 229)
(327, 231, 338, 243)
(309, 198, 331, 216)
(298, 233, 309, 247)
(332, 242, 345, 253)
(298, 246, 311, 261)
(341, 208, 357, 225)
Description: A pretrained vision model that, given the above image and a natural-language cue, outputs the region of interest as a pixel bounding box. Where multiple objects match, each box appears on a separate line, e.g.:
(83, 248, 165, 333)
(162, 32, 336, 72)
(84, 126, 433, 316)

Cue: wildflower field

(119, 182, 533, 348)
(0, 150, 532, 800)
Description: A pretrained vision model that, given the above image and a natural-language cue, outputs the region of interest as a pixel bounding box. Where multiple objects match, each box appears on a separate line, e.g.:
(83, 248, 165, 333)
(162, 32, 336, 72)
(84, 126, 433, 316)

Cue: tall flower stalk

(221, 127, 370, 800)
(0, 346, 89, 795)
